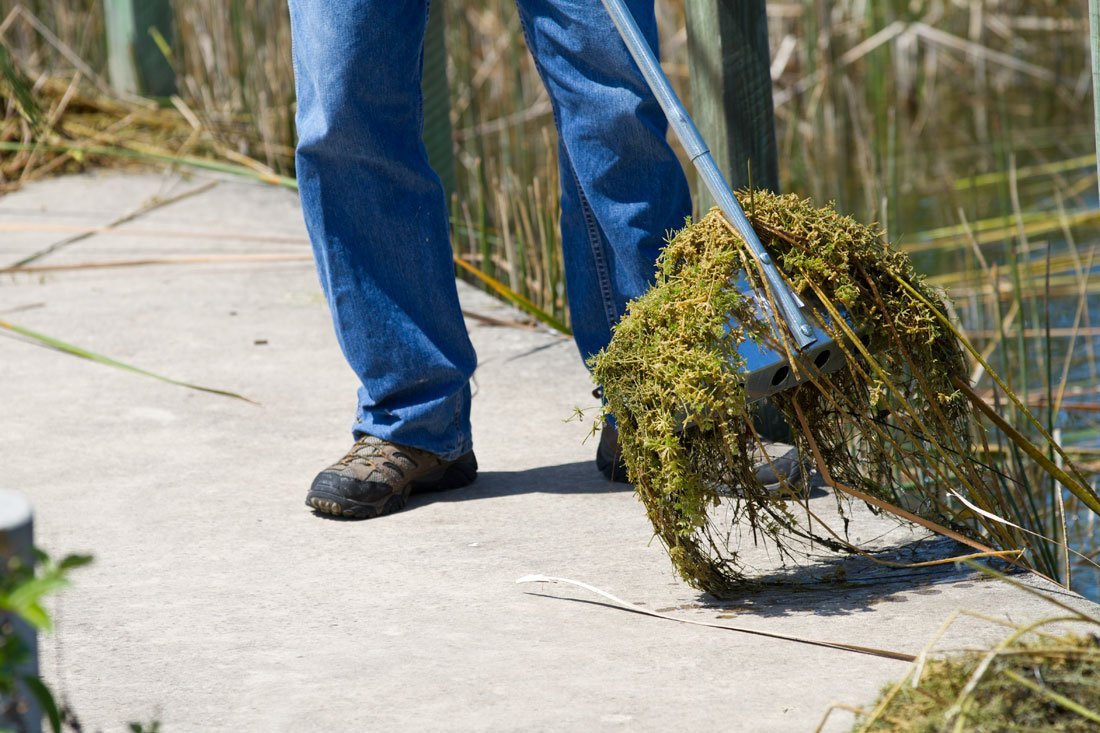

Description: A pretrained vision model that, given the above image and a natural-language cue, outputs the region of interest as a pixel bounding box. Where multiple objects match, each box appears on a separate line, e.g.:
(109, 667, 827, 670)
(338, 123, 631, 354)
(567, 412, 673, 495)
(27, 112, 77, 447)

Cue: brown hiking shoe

(306, 435, 478, 519)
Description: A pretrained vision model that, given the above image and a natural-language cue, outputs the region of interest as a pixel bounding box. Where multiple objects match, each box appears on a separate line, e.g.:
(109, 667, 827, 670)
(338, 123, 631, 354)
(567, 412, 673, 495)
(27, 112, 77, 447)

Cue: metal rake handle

(600, 0, 817, 350)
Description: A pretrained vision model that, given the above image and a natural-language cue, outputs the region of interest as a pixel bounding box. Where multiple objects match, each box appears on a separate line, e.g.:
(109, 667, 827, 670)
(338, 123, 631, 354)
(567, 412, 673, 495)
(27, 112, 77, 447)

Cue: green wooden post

(422, 2, 456, 201)
(104, 0, 177, 97)
(1090, 0, 1100, 195)
(685, 1, 789, 442)
(684, 0, 778, 207)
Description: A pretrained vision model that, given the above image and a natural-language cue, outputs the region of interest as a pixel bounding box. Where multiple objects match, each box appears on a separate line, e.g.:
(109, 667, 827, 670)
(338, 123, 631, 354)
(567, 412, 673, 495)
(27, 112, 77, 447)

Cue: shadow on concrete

(416, 460, 829, 507)
(307, 461, 623, 521)
(411, 463, 996, 619)
(527, 532, 986, 620)
(411, 460, 631, 509)
(310, 460, 1048, 623)
(695, 537, 982, 618)
(418, 462, 992, 617)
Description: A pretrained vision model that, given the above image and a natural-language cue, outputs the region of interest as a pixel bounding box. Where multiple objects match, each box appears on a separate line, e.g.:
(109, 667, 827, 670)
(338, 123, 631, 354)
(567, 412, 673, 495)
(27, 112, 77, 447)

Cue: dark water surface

(798, 117, 1099, 600)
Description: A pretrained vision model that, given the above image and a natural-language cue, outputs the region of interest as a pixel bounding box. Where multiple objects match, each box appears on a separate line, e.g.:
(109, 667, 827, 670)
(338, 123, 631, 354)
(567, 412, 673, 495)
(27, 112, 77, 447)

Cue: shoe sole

(759, 466, 808, 500)
(306, 456, 478, 520)
(761, 480, 810, 501)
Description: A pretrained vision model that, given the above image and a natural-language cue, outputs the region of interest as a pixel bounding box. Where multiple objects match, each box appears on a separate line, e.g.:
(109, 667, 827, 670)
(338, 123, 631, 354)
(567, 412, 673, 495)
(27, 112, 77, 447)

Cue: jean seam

(516, 11, 621, 332)
(566, 161, 619, 327)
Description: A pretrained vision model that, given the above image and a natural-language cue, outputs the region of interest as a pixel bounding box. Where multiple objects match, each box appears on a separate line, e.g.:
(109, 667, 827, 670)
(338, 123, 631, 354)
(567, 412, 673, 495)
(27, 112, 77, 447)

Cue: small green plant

(1, 550, 91, 733)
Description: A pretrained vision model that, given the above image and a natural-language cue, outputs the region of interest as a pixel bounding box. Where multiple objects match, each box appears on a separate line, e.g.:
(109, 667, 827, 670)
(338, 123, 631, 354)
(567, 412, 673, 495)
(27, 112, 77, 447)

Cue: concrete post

(104, 0, 178, 97)
(0, 489, 40, 733)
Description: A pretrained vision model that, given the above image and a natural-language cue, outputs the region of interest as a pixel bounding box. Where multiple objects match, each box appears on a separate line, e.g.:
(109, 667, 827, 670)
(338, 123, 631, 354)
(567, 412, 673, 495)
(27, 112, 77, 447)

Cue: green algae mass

(855, 635, 1100, 732)
(591, 190, 970, 593)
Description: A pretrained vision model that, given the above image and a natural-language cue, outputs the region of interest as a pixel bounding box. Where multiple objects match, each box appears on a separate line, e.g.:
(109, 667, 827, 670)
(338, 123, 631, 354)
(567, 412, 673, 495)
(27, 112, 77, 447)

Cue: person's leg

(514, 0, 692, 364)
(516, 0, 799, 484)
(289, 0, 475, 460)
(515, 0, 687, 482)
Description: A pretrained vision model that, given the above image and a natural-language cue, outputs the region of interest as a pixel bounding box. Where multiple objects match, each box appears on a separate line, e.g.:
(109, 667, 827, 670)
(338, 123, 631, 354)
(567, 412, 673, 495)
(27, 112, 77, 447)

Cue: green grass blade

(1090, 0, 1100, 192)
(0, 319, 255, 403)
(952, 154, 1096, 190)
(453, 257, 571, 334)
(22, 676, 62, 733)
(957, 378, 1100, 515)
(894, 275, 1098, 500)
(1002, 669, 1100, 725)
(0, 44, 43, 131)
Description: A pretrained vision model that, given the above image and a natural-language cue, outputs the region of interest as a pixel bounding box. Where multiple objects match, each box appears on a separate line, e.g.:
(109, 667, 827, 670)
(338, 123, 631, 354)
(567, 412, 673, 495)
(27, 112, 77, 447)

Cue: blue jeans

(290, 0, 691, 458)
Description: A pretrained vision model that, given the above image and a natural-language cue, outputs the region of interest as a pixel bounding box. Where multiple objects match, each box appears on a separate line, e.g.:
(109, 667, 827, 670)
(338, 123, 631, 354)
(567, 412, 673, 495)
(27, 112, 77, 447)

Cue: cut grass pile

(855, 634, 1100, 732)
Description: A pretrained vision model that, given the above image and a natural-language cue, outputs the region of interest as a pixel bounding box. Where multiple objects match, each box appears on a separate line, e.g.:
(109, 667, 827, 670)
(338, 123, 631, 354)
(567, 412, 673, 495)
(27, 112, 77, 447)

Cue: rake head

(730, 273, 863, 403)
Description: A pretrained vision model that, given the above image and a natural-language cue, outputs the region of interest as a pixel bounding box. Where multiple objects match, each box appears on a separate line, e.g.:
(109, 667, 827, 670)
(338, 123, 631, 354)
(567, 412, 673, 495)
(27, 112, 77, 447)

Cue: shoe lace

(337, 435, 390, 468)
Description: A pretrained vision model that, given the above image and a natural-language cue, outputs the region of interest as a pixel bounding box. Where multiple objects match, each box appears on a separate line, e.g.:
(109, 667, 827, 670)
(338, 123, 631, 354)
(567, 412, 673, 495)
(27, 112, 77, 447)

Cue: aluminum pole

(600, 0, 817, 350)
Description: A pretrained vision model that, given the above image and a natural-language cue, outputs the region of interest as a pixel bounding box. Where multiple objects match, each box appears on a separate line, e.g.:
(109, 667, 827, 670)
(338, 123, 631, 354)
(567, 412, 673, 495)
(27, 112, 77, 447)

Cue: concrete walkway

(2, 172, 1096, 732)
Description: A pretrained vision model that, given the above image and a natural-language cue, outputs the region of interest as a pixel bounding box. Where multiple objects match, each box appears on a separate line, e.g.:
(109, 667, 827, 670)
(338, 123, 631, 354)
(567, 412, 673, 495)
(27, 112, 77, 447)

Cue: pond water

(770, 27, 1100, 600)
(901, 133, 1097, 603)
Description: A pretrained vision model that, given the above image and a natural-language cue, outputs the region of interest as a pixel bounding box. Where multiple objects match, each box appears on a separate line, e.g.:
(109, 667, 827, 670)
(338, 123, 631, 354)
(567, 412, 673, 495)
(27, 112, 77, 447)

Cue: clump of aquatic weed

(590, 190, 1099, 594)
(822, 564, 1100, 731)
(853, 633, 1100, 732)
